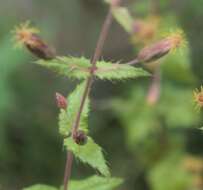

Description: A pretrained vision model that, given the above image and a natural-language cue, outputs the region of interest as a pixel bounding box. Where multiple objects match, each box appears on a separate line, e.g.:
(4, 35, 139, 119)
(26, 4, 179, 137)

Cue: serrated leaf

(112, 7, 134, 33)
(59, 82, 89, 136)
(36, 56, 91, 79)
(95, 61, 150, 80)
(64, 137, 110, 177)
(23, 184, 58, 190)
(66, 175, 123, 190)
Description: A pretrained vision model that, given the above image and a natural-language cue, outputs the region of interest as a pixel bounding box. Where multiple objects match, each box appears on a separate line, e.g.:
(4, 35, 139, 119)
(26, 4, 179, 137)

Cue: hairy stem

(63, 5, 115, 190)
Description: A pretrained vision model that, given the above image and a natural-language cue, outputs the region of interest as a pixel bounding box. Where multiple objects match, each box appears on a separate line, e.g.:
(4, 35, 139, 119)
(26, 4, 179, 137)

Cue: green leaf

(148, 152, 192, 190)
(64, 137, 110, 177)
(67, 175, 123, 190)
(23, 184, 58, 190)
(95, 61, 150, 80)
(59, 82, 89, 136)
(161, 46, 196, 84)
(37, 56, 149, 81)
(36, 56, 91, 79)
(158, 85, 200, 128)
(112, 7, 134, 33)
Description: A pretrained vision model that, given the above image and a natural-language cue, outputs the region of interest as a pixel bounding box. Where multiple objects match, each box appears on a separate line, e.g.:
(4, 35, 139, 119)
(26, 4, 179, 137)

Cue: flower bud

(25, 34, 56, 60)
(73, 130, 87, 145)
(13, 21, 56, 60)
(137, 31, 185, 63)
(55, 92, 67, 110)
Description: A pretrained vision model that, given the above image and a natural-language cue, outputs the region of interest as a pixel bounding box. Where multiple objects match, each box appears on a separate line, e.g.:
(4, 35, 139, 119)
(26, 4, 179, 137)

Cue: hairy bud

(73, 130, 87, 145)
(137, 31, 185, 63)
(13, 21, 55, 60)
(56, 92, 67, 110)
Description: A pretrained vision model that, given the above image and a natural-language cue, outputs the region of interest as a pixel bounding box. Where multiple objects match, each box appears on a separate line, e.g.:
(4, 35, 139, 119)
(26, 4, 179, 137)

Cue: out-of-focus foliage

(148, 152, 192, 190)
(66, 175, 123, 190)
(23, 176, 123, 190)
(0, 0, 203, 190)
(110, 1, 203, 189)
(0, 35, 28, 174)
(23, 185, 58, 190)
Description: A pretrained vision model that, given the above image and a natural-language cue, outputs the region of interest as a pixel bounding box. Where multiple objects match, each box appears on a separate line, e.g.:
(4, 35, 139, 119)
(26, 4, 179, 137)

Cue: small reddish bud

(73, 130, 87, 145)
(137, 30, 185, 63)
(55, 92, 67, 110)
(13, 21, 55, 60)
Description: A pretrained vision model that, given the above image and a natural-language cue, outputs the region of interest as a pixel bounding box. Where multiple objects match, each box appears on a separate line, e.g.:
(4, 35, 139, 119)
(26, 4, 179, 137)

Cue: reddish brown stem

(63, 5, 115, 190)
(63, 152, 73, 190)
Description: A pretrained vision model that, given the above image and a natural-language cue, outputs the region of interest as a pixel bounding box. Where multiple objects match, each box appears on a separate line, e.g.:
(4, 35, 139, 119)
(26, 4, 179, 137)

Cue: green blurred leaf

(148, 152, 192, 190)
(112, 7, 134, 33)
(67, 175, 123, 190)
(161, 46, 196, 84)
(59, 82, 89, 136)
(23, 184, 58, 190)
(64, 137, 110, 177)
(158, 85, 199, 128)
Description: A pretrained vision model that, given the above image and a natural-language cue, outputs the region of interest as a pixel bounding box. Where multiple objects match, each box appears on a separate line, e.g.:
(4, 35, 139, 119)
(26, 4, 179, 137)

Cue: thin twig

(63, 4, 115, 190)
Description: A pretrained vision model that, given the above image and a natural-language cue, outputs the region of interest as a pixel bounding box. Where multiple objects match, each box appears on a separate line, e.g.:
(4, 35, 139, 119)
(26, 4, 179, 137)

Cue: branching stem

(63, 5, 115, 190)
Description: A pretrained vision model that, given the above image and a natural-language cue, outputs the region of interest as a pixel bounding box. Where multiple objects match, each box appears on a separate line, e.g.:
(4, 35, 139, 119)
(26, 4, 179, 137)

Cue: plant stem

(63, 152, 73, 190)
(63, 5, 115, 190)
(126, 58, 139, 65)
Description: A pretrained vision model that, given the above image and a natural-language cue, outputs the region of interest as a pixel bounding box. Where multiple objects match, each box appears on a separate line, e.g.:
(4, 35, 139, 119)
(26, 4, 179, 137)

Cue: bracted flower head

(193, 86, 203, 110)
(13, 21, 40, 47)
(13, 21, 55, 60)
(137, 29, 186, 63)
(163, 29, 186, 51)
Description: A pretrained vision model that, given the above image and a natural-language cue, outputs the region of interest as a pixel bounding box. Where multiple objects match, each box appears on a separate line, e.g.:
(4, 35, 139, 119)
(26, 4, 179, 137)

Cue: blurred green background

(1, 0, 203, 189)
